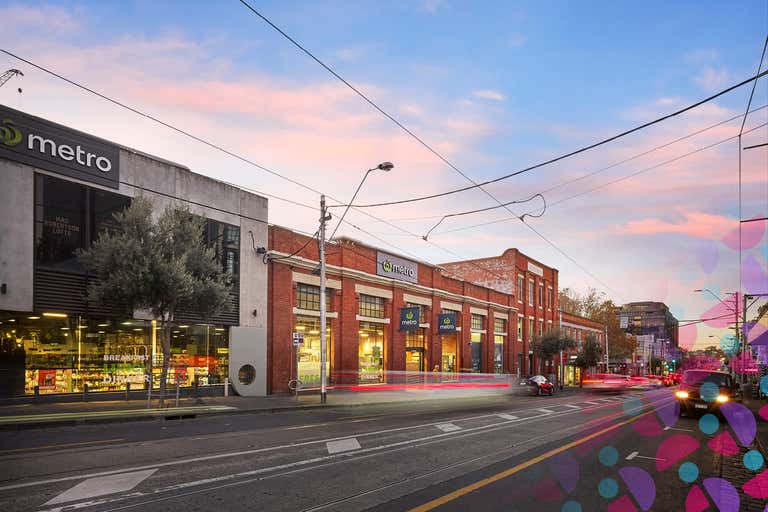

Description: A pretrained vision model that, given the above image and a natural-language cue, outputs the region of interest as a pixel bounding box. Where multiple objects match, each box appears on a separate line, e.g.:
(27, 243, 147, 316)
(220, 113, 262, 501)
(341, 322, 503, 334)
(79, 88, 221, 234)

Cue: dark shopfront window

(34, 174, 130, 272)
(295, 283, 333, 312)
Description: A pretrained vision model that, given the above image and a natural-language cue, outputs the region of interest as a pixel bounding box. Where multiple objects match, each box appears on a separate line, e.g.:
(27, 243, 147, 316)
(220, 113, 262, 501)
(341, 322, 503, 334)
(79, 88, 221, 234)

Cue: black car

(515, 375, 555, 396)
(675, 370, 742, 416)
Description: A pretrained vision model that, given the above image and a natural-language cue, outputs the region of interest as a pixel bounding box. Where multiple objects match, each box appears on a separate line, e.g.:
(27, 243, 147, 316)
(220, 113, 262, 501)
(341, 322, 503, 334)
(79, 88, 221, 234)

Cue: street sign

(292, 332, 305, 346)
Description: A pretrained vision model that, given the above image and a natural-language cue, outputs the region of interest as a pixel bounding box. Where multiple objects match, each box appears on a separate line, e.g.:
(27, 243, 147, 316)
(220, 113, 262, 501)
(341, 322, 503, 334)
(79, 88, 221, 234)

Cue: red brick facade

(267, 226, 552, 394)
(441, 249, 559, 377)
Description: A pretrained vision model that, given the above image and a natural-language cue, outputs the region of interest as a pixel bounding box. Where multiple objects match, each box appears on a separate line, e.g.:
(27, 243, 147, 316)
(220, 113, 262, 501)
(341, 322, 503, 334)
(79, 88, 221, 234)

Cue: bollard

(175, 380, 180, 408)
(83, 383, 89, 401)
(126, 382, 131, 401)
(224, 377, 229, 397)
(34, 385, 39, 396)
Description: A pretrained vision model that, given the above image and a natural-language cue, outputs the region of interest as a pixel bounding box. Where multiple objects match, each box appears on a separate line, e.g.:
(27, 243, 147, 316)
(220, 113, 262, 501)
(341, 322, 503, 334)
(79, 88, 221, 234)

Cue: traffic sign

(292, 332, 305, 346)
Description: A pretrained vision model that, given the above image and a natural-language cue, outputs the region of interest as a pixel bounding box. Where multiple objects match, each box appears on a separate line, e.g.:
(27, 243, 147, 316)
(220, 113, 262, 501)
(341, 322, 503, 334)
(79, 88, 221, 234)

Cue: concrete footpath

(0, 387, 586, 430)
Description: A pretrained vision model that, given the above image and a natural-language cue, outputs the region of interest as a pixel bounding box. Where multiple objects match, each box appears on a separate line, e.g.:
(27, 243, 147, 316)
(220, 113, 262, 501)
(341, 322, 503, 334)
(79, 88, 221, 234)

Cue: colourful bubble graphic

(721, 402, 756, 446)
(743, 450, 764, 471)
(743, 470, 768, 498)
(656, 434, 699, 472)
(561, 501, 582, 512)
(708, 430, 740, 455)
(702, 477, 740, 512)
(700, 382, 719, 403)
(599, 446, 619, 467)
(598, 477, 619, 499)
(618, 466, 656, 511)
(698, 413, 719, 435)
(720, 333, 739, 356)
(679, 462, 699, 483)
(622, 396, 643, 417)
(760, 376, 768, 396)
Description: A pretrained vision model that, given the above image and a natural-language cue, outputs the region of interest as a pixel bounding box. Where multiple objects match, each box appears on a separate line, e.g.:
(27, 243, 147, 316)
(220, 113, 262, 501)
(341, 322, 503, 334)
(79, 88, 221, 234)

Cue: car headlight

(675, 390, 689, 399)
(716, 394, 729, 403)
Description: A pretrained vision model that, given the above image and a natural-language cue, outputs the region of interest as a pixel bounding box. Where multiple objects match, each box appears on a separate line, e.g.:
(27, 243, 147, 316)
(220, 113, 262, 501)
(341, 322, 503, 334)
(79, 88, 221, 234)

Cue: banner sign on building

(437, 312, 457, 334)
(399, 307, 420, 331)
(376, 251, 418, 283)
(0, 104, 120, 189)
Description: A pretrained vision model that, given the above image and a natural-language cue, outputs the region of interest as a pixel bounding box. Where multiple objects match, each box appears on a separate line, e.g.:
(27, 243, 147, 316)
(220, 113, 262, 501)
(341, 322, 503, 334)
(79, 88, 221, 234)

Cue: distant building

(618, 302, 679, 368)
(559, 311, 605, 383)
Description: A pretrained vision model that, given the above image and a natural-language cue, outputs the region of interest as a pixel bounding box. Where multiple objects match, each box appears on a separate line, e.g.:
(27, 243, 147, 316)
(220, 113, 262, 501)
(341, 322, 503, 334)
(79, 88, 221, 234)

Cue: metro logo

(0, 119, 21, 147)
(27, 134, 113, 173)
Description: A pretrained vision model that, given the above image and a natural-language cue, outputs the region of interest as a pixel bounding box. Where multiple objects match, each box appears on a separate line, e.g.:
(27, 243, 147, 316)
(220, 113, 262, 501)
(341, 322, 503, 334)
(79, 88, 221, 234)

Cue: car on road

(515, 375, 555, 396)
(582, 373, 628, 393)
(675, 369, 742, 416)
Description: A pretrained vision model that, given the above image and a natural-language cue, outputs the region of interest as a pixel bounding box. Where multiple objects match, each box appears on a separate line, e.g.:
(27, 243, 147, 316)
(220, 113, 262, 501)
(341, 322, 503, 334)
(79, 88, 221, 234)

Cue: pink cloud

(0, 3, 80, 33)
(618, 211, 736, 240)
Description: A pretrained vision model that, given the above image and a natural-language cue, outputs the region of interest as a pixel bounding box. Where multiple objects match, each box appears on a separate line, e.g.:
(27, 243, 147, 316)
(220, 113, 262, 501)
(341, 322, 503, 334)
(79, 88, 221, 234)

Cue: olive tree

(79, 197, 231, 406)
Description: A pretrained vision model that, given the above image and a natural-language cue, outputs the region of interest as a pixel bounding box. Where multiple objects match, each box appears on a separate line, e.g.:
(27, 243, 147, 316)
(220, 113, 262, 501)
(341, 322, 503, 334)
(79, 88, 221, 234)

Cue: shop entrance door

(405, 348, 424, 384)
(441, 334, 458, 381)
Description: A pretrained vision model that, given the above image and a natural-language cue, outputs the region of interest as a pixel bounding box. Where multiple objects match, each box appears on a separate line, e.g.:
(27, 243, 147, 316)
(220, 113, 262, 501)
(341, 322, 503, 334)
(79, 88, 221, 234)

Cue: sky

(1, 0, 766, 350)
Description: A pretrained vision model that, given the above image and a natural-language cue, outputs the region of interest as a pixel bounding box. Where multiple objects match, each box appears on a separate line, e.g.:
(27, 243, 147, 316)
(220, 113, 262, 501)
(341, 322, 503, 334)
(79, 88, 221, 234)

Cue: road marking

(563, 404, 581, 409)
(0, 438, 126, 454)
(537, 409, 554, 414)
(407, 407, 659, 512)
(585, 401, 601, 405)
(0, 398, 595, 492)
(497, 414, 517, 420)
(43, 469, 158, 506)
(326, 438, 361, 454)
(663, 426, 693, 432)
(626, 451, 664, 461)
(435, 423, 461, 433)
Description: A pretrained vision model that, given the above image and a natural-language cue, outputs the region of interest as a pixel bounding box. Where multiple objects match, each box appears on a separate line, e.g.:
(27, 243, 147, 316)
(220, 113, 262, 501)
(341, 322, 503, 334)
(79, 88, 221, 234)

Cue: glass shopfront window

(358, 321, 384, 384)
(295, 284, 333, 312)
(0, 312, 229, 395)
(493, 318, 506, 374)
(470, 332, 483, 372)
(294, 316, 331, 388)
(359, 295, 385, 318)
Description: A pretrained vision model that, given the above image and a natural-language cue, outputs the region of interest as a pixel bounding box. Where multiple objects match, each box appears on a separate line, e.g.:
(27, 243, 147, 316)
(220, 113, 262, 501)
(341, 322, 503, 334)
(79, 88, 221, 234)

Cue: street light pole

(319, 163, 394, 404)
(319, 195, 330, 404)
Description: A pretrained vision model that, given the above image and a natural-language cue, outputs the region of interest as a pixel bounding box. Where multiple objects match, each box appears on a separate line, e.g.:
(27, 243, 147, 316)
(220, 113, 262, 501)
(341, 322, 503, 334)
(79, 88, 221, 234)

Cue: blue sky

(1, 1, 766, 348)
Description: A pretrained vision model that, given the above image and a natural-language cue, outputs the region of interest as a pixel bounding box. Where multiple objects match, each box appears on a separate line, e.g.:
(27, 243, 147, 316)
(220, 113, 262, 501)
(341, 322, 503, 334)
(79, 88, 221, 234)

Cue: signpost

(291, 332, 305, 397)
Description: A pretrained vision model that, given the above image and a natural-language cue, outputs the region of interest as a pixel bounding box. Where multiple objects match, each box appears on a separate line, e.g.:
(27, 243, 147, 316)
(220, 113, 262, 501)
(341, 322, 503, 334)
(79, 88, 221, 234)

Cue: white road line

(585, 401, 601, 405)
(663, 426, 693, 432)
(1, 398, 600, 492)
(626, 451, 664, 461)
(435, 423, 461, 433)
(537, 409, 554, 414)
(626, 451, 639, 460)
(497, 414, 517, 420)
(326, 438, 361, 454)
(563, 404, 581, 409)
(43, 469, 158, 506)
(35, 408, 584, 512)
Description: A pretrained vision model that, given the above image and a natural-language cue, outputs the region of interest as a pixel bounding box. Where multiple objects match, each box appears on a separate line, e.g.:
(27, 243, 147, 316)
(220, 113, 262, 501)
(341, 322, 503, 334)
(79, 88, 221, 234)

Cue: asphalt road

(0, 388, 764, 511)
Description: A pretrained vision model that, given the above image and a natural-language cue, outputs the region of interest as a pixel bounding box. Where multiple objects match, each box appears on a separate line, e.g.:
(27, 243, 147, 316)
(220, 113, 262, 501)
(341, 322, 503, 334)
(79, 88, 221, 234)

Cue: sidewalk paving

(0, 387, 587, 430)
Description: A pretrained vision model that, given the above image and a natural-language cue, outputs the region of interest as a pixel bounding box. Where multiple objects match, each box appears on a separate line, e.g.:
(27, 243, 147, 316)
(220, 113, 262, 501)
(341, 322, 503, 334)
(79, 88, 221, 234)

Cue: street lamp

(317, 162, 394, 404)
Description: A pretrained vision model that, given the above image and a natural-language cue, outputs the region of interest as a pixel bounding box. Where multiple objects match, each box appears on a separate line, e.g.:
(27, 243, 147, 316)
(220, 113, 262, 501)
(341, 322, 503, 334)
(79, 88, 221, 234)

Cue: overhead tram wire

(736, 35, 768, 302)
(0, 49, 444, 270)
(236, 1, 767, 209)
(437, 121, 768, 235)
(355, 105, 768, 227)
(239, 3, 631, 299)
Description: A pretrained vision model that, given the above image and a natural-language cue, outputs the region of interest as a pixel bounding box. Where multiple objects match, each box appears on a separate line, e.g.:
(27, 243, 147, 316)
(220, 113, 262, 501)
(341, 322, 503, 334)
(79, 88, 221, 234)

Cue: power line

(236, 1, 768, 210)
(363, 104, 767, 227)
(0, 48, 442, 269)
(237, 3, 634, 301)
(437, 121, 768, 235)
(347, 71, 768, 209)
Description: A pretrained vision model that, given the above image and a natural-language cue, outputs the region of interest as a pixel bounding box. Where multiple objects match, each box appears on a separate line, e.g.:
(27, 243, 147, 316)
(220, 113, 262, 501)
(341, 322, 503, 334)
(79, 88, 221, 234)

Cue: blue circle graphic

(598, 477, 619, 499)
(744, 450, 764, 471)
(561, 501, 582, 512)
(599, 446, 619, 467)
(760, 376, 768, 396)
(699, 413, 719, 435)
(679, 461, 699, 483)
(700, 382, 719, 402)
(622, 396, 643, 416)
(721, 333, 739, 356)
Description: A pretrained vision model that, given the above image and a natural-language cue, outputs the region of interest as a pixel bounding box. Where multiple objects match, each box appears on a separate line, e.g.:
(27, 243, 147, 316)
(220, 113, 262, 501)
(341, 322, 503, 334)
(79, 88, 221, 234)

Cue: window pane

(35, 174, 87, 271)
(494, 318, 506, 333)
(359, 295, 385, 318)
(471, 314, 484, 330)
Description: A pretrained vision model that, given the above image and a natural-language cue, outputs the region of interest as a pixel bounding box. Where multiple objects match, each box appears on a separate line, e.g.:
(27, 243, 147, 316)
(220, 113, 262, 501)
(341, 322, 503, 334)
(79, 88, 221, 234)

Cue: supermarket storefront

(0, 104, 269, 397)
(0, 312, 230, 395)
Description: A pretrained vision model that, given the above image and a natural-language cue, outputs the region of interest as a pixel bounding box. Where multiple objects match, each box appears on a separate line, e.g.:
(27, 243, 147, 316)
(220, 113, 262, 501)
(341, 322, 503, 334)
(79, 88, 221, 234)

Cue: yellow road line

(0, 438, 126, 454)
(408, 406, 660, 511)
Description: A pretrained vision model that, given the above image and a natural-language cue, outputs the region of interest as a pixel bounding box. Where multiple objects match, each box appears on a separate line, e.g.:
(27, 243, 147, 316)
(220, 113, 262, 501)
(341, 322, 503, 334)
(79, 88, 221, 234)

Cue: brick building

(267, 227, 554, 394)
(559, 311, 606, 384)
(441, 249, 559, 379)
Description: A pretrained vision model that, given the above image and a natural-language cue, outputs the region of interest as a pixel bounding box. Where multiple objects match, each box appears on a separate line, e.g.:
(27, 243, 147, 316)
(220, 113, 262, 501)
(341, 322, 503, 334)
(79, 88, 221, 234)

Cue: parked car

(675, 370, 742, 416)
(515, 375, 555, 396)
(582, 373, 628, 393)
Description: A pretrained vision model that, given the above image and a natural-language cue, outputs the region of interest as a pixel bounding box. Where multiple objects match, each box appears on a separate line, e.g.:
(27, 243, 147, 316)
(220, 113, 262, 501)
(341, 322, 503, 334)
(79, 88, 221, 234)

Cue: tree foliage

(78, 197, 231, 406)
(530, 329, 577, 359)
(575, 335, 603, 371)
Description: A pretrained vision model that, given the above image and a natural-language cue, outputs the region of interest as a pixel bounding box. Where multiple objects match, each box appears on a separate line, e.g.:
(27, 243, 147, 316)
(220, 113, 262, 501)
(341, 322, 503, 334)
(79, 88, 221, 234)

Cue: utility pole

(559, 309, 564, 389)
(0, 69, 23, 88)
(318, 195, 329, 404)
(604, 324, 609, 373)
